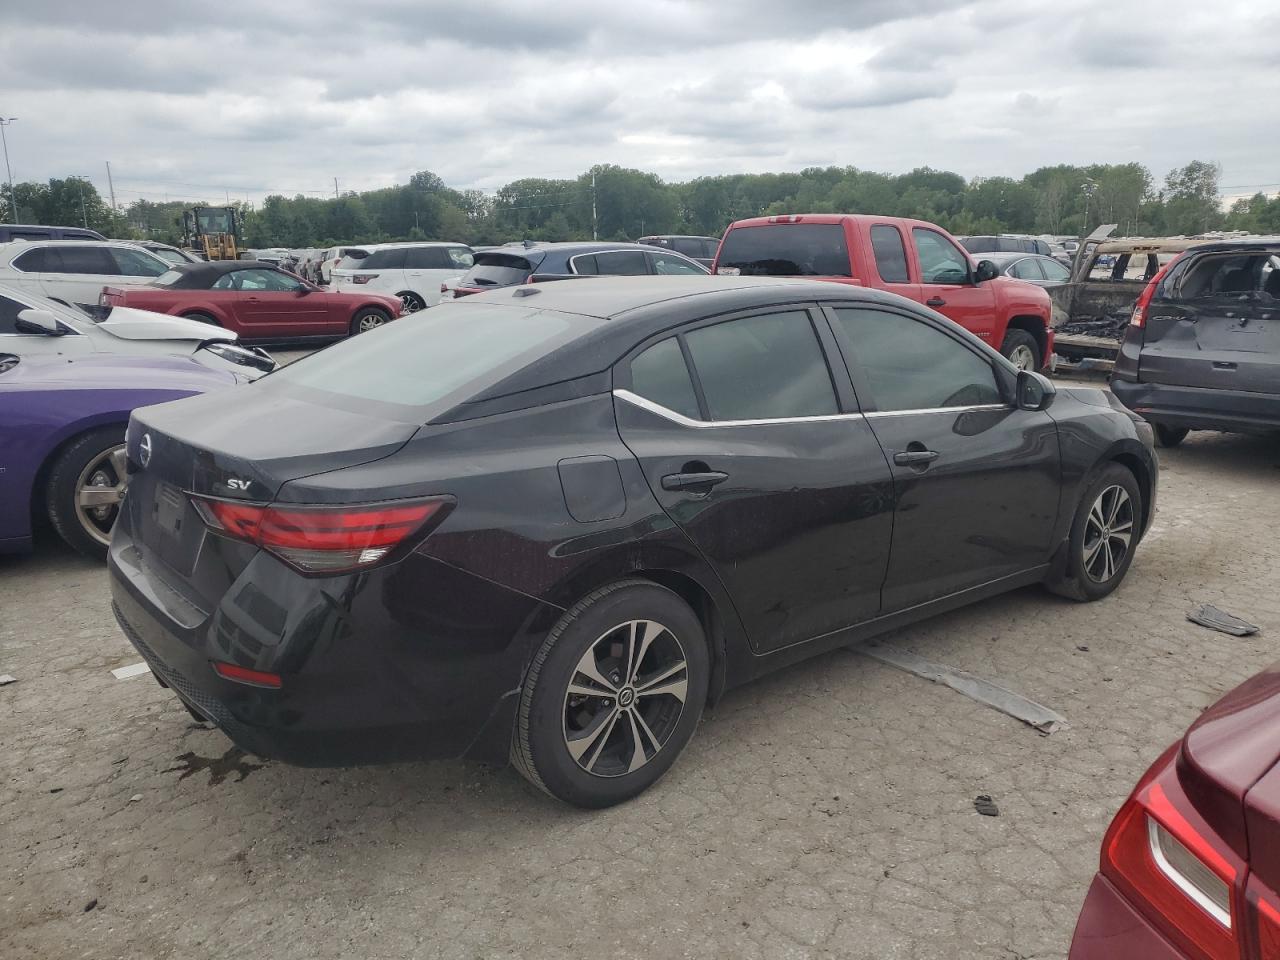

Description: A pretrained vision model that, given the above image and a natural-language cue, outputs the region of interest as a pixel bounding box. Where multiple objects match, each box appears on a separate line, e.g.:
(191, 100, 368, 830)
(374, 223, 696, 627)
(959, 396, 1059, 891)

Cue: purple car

(1071, 661, 1280, 959)
(0, 351, 240, 558)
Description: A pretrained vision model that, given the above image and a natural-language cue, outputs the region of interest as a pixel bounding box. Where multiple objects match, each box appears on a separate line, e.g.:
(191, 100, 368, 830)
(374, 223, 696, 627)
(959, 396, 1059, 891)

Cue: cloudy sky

(1, 0, 1276, 207)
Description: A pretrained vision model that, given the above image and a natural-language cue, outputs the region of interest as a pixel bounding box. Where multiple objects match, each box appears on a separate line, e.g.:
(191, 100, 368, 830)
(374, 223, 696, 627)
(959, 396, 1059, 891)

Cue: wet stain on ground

(164, 748, 266, 785)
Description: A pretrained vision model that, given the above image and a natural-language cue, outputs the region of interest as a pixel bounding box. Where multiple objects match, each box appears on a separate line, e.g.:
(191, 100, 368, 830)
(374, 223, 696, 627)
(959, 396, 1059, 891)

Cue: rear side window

(870, 225, 909, 284)
(461, 254, 533, 287)
(44, 245, 118, 275)
(672, 238, 703, 257)
(572, 255, 598, 275)
(270, 303, 578, 411)
(12, 248, 47, 272)
(361, 249, 407, 270)
(684, 310, 838, 420)
(717, 223, 851, 278)
(834, 307, 1001, 411)
(1009, 258, 1045, 281)
(629, 337, 700, 419)
(1041, 259, 1070, 282)
(592, 250, 649, 276)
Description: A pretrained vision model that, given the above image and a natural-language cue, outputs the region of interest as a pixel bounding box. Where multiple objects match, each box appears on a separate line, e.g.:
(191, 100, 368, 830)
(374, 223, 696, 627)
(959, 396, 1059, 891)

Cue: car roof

(638, 234, 719, 241)
(725, 213, 945, 230)
(0, 238, 157, 252)
(503, 241, 673, 254)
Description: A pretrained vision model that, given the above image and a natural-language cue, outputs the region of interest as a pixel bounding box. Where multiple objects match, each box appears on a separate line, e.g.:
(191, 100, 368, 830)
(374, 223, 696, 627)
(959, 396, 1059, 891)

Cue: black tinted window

(110, 247, 167, 277)
(685, 311, 837, 420)
(45, 246, 117, 275)
(834, 308, 1001, 411)
(912, 229, 970, 284)
(961, 237, 998, 254)
(717, 223, 851, 277)
(461, 254, 533, 287)
(13, 248, 47, 272)
(0, 294, 27, 333)
(572, 254, 598, 275)
(403, 247, 462, 269)
(362, 249, 407, 269)
(672, 238, 703, 257)
(649, 253, 706, 275)
(870, 225, 909, 283)
(592, 250, 649, 276)
(629, 337, 700, 419)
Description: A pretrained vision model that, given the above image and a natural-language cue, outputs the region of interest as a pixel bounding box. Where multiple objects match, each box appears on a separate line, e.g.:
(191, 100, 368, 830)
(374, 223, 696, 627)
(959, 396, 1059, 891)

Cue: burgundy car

(1071, 662, 1280, 959)
(101, 260, 401, 342)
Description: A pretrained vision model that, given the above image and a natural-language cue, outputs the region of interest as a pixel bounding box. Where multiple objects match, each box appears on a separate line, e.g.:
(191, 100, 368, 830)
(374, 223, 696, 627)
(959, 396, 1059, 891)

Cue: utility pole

(591, 170, 598, 241)
(334, 177, 339, 200)
(0, 118, 16, 224)
(75, 176, 88, 227)
(105, 161, 118, 213)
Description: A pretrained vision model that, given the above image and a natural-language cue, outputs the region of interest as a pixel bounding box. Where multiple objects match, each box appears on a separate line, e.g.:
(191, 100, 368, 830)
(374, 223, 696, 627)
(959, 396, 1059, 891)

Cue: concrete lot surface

(2, 427, 1278, 960)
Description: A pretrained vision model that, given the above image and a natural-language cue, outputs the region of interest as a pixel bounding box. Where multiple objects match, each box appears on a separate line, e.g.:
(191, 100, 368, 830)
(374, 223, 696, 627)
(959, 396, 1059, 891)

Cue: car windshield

(266, 302, 585, 415)
(717, 223, 851, 277)
(154, 269, 186, 286)
(150, 248, 190, 266)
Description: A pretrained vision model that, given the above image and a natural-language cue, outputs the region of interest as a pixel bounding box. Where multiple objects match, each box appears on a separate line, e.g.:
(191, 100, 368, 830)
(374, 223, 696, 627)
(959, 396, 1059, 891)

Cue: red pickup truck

(713, 214, 1054, 370)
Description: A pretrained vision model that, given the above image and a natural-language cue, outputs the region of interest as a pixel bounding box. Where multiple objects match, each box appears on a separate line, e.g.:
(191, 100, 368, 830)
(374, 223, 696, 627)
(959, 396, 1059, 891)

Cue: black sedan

(109, 277, 1158, 807)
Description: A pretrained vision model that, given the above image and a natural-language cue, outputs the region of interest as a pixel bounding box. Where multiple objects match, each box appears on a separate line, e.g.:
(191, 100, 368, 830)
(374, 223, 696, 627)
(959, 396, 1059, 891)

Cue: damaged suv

(1111, 238, 1280, 445)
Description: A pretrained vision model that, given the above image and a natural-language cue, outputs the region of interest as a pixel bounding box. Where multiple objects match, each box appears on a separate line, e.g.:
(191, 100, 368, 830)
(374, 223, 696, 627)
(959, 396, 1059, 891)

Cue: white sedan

(0, 281, 275, 379)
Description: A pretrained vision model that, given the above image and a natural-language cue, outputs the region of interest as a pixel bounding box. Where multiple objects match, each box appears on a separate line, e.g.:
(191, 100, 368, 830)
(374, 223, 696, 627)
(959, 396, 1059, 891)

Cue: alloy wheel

(562, 619, 688, 777)
(1009, 344, 1036, 371)
(75, 444, 128, 547)
(399, 293, 424, 313)
(1082, 484, 1133, 583)
(357, 312, 386, 333)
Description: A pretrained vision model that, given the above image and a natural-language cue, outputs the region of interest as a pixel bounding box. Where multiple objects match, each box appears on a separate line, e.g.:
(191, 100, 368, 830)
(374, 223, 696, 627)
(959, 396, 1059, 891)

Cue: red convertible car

(1070, 660, 1280, 959)
(101, 261, 401, 342)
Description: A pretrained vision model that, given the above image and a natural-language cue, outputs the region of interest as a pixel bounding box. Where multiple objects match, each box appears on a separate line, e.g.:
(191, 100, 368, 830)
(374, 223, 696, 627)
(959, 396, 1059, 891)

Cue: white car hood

(97, 306, 239, 343)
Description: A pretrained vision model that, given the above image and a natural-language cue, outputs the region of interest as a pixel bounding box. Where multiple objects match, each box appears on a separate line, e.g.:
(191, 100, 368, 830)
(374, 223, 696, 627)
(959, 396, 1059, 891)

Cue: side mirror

(1016, 369, 1056, 411)
(974, 260, 999, 283)
(14, 308, 65, 336)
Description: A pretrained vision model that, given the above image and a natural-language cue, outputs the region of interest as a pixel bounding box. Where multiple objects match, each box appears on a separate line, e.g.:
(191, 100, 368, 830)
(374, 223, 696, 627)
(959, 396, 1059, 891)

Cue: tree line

(3, 159, 1277, 249)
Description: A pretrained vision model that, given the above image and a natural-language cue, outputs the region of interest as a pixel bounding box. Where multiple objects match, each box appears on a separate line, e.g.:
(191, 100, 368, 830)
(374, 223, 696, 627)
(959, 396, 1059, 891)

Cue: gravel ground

(3, 422, 1278, 960)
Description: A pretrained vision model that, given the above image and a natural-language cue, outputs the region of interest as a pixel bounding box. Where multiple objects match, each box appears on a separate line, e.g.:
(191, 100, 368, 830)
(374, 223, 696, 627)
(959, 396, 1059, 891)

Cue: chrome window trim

(865, 403, 1010, 418)
(613, 389, 864, 428)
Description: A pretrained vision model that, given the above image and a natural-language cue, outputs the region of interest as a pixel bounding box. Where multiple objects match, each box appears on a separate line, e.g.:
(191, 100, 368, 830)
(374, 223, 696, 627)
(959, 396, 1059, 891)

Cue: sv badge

(226, 478, 252, 492)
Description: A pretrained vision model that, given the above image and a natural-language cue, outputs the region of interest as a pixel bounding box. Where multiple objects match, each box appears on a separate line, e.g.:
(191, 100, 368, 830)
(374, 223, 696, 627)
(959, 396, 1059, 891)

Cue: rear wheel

(1000, 329, 1040, 371)
(182, 311, 220, 327)
(397, 292, 425, 313)
(512, 580, 709, 808)
(1154, 424, 1189, 448)
(351, 307, 391, 336)
(1045, 462, 1142, 602)
(45, 426, 129, 560)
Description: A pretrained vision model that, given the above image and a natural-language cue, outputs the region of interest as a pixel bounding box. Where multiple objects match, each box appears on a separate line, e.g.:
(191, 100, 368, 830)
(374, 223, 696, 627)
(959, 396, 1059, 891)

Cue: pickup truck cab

(713, 214, 1054, 370)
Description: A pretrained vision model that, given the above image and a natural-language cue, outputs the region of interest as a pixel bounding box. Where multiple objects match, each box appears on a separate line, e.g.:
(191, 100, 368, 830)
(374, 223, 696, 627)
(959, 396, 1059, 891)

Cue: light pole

(0, 118, 16, 225)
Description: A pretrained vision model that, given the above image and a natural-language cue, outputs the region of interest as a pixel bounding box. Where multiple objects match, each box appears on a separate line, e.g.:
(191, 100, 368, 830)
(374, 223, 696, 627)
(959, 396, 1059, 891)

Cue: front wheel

(512, 580, 709, 808)
(1000, 329, 1041, 372)
(45, 426, 129, 560)
(350, 308, 391, 335)
(1045, 463, 1142, 602)
(182, 311, 220, 327)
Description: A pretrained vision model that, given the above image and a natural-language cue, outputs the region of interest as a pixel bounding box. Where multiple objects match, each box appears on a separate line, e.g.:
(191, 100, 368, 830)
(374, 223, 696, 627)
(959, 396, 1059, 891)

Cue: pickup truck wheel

(1154, 424, 1189, 448)
(182, 312, 220, 327)
(1000, 330, 1040, 371)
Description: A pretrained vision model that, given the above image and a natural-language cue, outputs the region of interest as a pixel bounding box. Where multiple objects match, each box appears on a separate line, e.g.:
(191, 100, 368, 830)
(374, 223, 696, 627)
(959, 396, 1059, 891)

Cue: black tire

(512, 579, 709, 808)
(999, 328, 1041, 371)
(1154, 424, 1189, 448)
(45, 426, 128, 560)
(350, 307, 391, 336)
(396, 292, 426, 313)
(182, 311, 220, 327)
(1045, 462, 1143, 602)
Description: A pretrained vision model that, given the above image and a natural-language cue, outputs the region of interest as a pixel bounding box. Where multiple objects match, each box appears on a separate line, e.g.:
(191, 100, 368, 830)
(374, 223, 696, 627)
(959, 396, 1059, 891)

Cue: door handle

(1212, 361, 1237, 370)
(661, 471, 729, 492)
(893, 448, 940, 466)
(926, 297, 946, 307)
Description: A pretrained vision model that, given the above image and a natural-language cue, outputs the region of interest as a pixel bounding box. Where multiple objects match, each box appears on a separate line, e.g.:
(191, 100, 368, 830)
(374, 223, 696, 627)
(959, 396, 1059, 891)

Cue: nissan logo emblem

(139, 433, 153, 469)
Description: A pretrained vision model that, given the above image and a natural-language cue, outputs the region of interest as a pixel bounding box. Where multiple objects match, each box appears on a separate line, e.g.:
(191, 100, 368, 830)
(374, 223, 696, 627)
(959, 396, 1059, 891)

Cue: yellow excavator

(182, 206, 240, 260)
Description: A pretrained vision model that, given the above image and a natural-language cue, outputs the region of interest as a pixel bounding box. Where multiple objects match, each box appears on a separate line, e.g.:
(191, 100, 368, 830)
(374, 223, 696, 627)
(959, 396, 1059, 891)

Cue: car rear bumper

(107, 532, 555, 766)
(1112, 378, 1280, 433)
(1069, 875, 1188, 959)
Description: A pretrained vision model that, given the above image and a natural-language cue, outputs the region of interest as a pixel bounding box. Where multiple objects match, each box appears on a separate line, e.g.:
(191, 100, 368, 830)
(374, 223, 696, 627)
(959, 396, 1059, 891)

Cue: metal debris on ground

(0, 674, 16, 685)
(1056, 312, 1131, 340)
(974, 795, 1000, 817)
(1188, 604, 1260, 637)
(110, 662, 151, 680)
(858, 641, 1069, 735)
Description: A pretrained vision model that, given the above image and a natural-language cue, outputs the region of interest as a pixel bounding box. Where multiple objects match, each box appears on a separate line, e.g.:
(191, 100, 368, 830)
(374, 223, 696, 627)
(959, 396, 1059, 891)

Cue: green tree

(1162, 160, 1223, 234)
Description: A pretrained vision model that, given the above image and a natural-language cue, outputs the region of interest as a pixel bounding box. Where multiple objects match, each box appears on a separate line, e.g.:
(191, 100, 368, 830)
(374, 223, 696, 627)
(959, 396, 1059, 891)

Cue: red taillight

(212, 661, 282, 689)
(191, 497, 450, 574)
(1253, 889, 1280, 958)
(1131, 255, 1181, 328)
(1102, 777, 1240, 960)
(352, 274, 375, 284)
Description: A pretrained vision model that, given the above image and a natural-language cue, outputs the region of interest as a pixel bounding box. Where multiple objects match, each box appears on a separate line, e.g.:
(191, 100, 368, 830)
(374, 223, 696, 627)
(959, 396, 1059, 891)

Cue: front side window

(0, 294, 28, 333)
(628, 337, 700, 419)
(834, 307, 1002, 412)
(870, 225, 909, 284)
(912, 229, 970, 285)
(649, 253, 705, 276)
(684, 310, 838, 421)
(214, 269, 303, 292)
(592, 251, 649, 276)
(111, 247, 168, 277)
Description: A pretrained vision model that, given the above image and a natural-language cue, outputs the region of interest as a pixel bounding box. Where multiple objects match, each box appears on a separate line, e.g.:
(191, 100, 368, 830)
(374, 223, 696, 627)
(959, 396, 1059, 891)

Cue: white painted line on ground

(111, 662, 152, 680)
(857, 641, 1069, 735)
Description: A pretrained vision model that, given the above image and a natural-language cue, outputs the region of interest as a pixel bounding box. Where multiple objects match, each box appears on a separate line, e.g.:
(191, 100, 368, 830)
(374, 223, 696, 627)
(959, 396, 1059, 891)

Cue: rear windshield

(267, 302, 578, 413)
(154, 269, 185, 286)
(717, 223, 851, 277)
(460, 253, 534, 287)
(1171, 253, 1280, 300)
